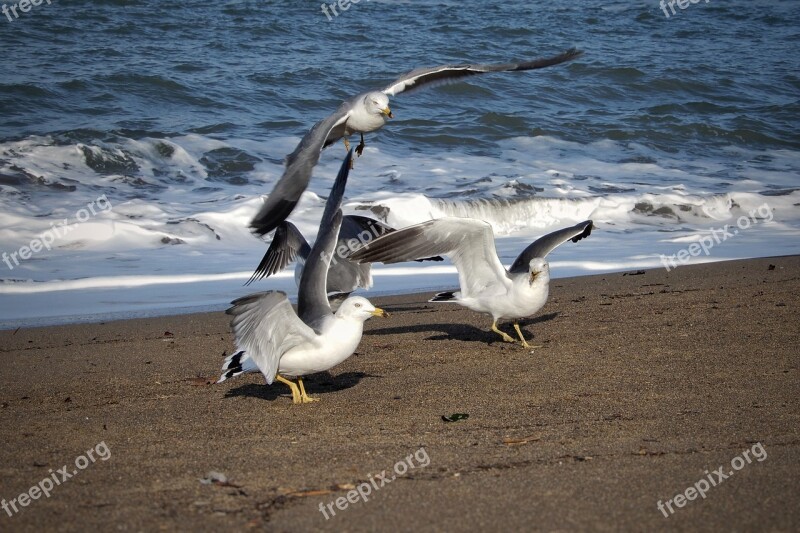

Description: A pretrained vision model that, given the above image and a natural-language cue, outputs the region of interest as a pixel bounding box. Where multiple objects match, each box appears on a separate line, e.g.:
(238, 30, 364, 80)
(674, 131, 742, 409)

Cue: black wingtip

(553, 48, 584, 64)
(429, 291, 456, 302)
(244, 261, 266, 286)
(218, 350, 246, 382)
(513, 47, 585, 72)
(244, 244, 273, 285)
(550, 47, 584, 66)
(571, 220, 593, 243)
(250, 199, 296, 237)
(245, 251, 271, 286)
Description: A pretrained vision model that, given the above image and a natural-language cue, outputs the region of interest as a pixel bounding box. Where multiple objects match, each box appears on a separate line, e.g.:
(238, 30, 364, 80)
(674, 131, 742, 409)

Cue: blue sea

(1, 0, 798, 328)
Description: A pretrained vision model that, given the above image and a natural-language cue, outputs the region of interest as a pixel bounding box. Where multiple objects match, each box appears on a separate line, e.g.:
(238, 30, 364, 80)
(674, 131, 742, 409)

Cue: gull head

(364, 92, 393, 119)
(337, 296, 389, 321)
(528, 258, 549, 286)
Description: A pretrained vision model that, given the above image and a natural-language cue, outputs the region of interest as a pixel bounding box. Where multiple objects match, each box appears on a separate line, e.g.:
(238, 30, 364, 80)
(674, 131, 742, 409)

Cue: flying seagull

(350, 218, 593, 348)
(250, 48, 583, 236)
(217, 150, 388, 403)
(246, 216, 443, 294)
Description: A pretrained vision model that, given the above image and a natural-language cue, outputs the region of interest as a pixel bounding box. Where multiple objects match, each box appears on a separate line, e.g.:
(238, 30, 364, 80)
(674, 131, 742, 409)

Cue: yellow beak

(529, 271, 540, 284)
(371, 307, 389, 318)
(382, 107, 393, 119)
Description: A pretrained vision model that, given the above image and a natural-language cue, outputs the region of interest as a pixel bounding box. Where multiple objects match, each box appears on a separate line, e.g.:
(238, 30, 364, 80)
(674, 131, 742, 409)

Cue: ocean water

(0, 0, 798, 328)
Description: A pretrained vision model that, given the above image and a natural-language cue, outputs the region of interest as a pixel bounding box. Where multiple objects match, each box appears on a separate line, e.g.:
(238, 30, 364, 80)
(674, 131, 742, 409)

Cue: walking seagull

(250, 48, 583, 236)
(350, 218, 593, 348)
(218, 150, 388, 403)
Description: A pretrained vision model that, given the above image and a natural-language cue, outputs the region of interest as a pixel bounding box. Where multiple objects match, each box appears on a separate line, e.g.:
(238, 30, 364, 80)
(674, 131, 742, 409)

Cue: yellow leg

(491, 320, 516, 343)
(297, 378, 320, 403)
(513, 323, 531, 348)
(275, 375, 302, 404)
(514, 323, 542, 349)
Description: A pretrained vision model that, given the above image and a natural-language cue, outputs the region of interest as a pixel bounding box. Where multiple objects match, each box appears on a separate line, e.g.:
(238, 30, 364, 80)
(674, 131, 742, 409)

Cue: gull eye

(354, 303, 361, 308)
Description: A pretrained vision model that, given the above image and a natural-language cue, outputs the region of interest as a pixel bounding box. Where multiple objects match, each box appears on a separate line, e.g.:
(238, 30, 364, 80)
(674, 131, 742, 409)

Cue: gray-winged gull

(246, 215, 443, 294)
(250, 48, 583, 236)
(350, 218, 593, 348)
(217, 150, 388, 403)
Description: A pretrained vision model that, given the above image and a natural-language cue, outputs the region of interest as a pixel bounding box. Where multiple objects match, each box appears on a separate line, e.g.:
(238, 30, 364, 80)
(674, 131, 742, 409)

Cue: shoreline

(1, 256, 798, 530)
(3, 254, 798, 331)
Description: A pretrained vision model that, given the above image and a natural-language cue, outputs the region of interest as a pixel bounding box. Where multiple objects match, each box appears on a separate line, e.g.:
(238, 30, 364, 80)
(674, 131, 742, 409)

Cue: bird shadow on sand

(223, 371, 380, 401)
(365, 312, 559, 345)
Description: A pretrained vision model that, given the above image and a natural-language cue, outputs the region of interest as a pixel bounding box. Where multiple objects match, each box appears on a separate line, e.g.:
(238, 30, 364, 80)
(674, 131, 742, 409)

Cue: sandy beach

(1, 256, 798, 531)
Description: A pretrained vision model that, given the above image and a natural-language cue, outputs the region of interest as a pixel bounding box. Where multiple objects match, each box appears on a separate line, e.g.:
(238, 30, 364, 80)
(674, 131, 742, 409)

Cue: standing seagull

(218, 150, 388, 404)
(350, 218, 593, 348)
(250, 48, 583, 236)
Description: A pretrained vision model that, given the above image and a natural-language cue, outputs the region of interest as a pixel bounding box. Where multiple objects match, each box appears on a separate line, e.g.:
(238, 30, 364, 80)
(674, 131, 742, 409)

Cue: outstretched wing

(297, 151, 353, 327)
(350, 217, 509, 299)
(339, 215, 443, 263)
(382, 48, 582, 97)
(508, 220, 594, 274)
(340, 215, 395, 241)
(247, 221, 311, 285)
(226, 291, 317, 385)
(249, 101, 353, 237)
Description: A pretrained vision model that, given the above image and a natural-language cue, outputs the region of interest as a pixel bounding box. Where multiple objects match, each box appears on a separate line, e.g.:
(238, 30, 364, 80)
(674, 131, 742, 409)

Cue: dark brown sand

(1, 256, 798, 532)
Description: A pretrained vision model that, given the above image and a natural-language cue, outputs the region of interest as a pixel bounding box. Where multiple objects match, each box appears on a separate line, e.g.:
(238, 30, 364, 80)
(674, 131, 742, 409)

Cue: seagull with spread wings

(350, 218, 593, 348)
(246, 215, 443, 295)
(246, 216, 394, 291)
(250, 48, 583, 236)
(217, 150, 388, 404)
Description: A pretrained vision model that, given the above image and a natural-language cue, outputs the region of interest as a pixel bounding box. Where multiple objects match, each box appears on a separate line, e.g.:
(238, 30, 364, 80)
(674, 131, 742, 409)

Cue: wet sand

(0, 256, 798, 531)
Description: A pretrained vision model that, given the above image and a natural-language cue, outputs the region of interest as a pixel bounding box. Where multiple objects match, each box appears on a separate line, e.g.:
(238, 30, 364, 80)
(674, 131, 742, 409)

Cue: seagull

(246, 216, 443, 294)
(250, 48, 583, 236)
(246, 216, 391, 291)
(350, 218, 593, 348)
(217, 150, 388, 403)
